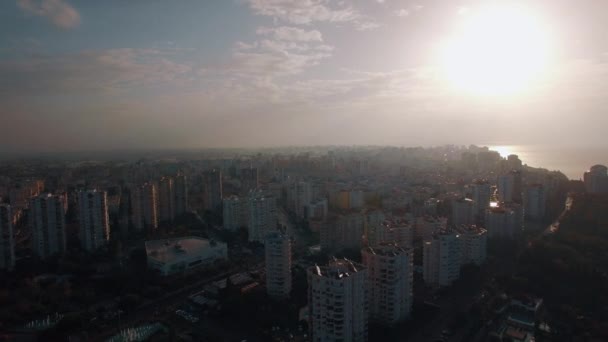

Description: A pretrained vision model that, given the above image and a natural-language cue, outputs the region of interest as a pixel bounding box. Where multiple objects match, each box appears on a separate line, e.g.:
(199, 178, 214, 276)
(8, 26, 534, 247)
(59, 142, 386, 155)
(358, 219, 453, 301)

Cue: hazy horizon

(2, 0, 608, 153)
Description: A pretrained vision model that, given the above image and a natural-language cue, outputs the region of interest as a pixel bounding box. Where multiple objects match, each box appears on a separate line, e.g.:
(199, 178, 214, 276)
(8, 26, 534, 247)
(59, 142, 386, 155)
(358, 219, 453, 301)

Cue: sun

(438, 4, 553, 96)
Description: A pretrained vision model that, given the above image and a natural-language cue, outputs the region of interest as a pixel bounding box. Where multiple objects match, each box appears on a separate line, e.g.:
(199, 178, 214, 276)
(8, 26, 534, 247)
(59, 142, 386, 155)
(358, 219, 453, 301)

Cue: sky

(1, 0, 608, 153)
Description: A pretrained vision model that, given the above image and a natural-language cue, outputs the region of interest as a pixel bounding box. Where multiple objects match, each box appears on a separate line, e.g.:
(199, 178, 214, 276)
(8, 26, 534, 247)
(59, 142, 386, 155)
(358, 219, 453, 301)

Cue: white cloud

(246, 0, 359, 25)
(17, 0, 80, 29)
(394, 9, 409, 17)
(256, 26, 323, 42)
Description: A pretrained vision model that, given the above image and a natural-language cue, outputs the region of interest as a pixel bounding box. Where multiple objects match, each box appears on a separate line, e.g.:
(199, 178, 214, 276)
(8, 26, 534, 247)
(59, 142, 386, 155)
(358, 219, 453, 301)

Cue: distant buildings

(77, 190, 110, 251)
(415, 216, 447, 241)
(0, 204, 15, 270)
(525, 184, 546, 221)
(362, 243, 413, 324)
(265, 231, 292, 299)
(498, 170, 523, 203)
(287, 181, 312, 219)
(321, 212, 365, 252)
(451, 197, 475, 226)
(240, 167, 259, 193)
(145, 236, 227, 276)
(583, 164, 608, 193)
(30, 194, 67, 259)
(131, 183, 158, 232)
(423, 229, 461, 287)
(307, 259, 368, 342)
(203, 169, 223, 212)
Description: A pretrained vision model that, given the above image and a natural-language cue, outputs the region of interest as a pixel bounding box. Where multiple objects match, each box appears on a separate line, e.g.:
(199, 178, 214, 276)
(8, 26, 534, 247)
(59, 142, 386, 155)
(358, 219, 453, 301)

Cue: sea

(488, 145, 608, 180)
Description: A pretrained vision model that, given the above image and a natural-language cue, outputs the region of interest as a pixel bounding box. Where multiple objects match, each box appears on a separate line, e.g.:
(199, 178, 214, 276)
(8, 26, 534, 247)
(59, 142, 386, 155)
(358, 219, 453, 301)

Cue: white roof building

(145, 236, 227, 276)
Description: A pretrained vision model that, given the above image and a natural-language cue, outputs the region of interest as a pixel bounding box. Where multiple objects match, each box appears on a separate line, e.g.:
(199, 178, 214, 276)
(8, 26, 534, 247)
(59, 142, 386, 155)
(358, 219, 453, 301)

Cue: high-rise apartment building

(131, 183, 158, 232)
(173, 174, 188, 217)
(158, 177, 175, 223)
(287, 181, 312, 219)
(223, 195, 244, 231)
(525, 184, 546, 221)
(423, 229, 461, 287)
(470, 179, 492, 220)
(451, 197, 475, 226)
(584, 164, 608, 193)
(247, 191, 277, 243)
(30, 194, 66, 259)
(498, 170, 523, 203)
(203, 169, 223, 212)
(265, 231, 292, 299)
(368, 219, 413, 248)
(454, 224, 487, 266)
(78, 190, 110, 251)
(362, 243, 413, 324)
(0, 204, 15, 270)
(485, 202, 523, 238)
(240, 167, 259, 193)
(308, 259, 368, 342)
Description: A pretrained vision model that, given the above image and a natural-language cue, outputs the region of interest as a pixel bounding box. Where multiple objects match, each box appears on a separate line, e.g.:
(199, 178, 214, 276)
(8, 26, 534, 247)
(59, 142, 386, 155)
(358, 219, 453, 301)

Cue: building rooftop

(310, 258, 364, 279)
(145, 236, 224, 264)
(363, 243, 411, 257)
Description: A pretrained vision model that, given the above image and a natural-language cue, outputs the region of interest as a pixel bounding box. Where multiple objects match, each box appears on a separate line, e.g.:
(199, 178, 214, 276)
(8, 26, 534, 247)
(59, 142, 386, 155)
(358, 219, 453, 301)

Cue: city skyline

(1, 0, 608, 153)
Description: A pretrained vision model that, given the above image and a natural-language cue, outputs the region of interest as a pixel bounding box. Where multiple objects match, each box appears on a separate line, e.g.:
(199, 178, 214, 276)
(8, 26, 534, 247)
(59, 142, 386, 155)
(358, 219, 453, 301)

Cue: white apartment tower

(454, 224, 487, 266)
(308, 259, 368, 342)
(498, 170, 523, 203)
(485, 203, 523, 239)
(0, 204, 15, 270)
(78, 190, 110, 251)
(265, 231, 292, 299)
(222, 195, 244, 231)
(423, 229, 461, 287)
(30, 194, 67, 259)
(247, 191, 277, 243)
(362, 243, 413, 324)
(368, 219, 413, 248)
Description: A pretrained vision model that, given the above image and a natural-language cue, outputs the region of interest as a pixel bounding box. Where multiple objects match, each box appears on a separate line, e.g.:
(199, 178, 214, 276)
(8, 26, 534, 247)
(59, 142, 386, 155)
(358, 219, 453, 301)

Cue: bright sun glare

(438, 4, 553, 96)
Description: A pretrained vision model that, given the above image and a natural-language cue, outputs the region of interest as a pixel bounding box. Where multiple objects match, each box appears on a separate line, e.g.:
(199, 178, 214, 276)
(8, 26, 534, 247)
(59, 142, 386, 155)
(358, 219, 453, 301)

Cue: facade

(321, 212, 365, 252)
(452, 197, 475, 226)
(349, 190, 365, 209)
(0, 204, 15, 270)
(455, 224, 487, 266)
(158, 177, 175, 223)
(131, 183, 158, 232)
(203, 169, 223, 212)
(265, 231, 292, 299)
(305, 198, 328, 220)
(308, 259, 368, 342)
(288, 181, 312, 219)
(525, 184, 546, 221)
(471, 180, 492, 220)
(423, 229, 461, 287)
(30, 194, 67, 259)
(362, 243, 413, 324)
(173, 174, 188, 217)
(145, 236, 227, 276)
(415, 216, 448, 241)
(77, 190, 110, 251)
(222, 195, 244, 231)
(583, 164, 608, 193)
(498, 170, 523, 203)
(247, 191, 277, 243)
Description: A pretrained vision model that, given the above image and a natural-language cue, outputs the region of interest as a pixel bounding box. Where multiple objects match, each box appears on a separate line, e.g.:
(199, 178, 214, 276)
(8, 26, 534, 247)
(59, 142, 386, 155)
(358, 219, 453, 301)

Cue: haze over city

(2, 0, 608, 154)
(2, 1, 608, 342)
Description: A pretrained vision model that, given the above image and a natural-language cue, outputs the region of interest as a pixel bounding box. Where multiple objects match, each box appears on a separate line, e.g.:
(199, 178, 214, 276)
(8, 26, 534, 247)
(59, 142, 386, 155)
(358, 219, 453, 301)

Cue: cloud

(0, 48, 192, 96)
(256, 26, 323, 42)
(17, 0, 80, 29)
(394, 9, 409, 17)
(246, 0, 360, 25)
